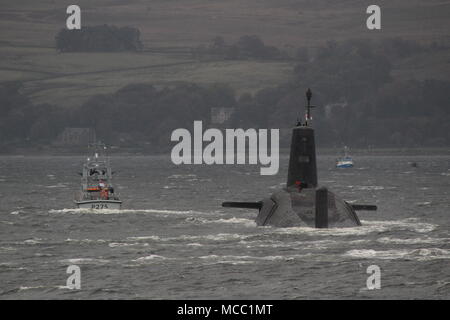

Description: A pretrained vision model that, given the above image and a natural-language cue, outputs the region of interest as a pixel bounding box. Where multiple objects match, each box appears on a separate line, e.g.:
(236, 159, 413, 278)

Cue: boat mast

(303, 88, 317, 127)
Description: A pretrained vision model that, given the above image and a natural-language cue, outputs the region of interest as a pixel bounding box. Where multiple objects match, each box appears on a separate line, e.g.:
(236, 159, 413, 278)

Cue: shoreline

(1, 146, 449, 157)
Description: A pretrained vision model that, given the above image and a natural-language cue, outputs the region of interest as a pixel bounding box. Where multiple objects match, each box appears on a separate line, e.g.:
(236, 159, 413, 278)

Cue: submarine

(222, 88, 377, 228)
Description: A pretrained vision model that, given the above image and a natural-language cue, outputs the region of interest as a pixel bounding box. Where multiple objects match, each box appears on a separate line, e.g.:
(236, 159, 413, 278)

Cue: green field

(1, 0, 450, 108)
(0, 46, 294, 107)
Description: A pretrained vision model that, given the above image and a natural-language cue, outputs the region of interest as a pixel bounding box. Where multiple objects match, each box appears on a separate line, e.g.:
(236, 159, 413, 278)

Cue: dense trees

(193, 35, 286, 60)
(55, 25, 143, 52)
(294, 39, 392, 102)
(70, 83, 236, 149)
(0, 82, 67, 147)
(225, 38, 450, 148)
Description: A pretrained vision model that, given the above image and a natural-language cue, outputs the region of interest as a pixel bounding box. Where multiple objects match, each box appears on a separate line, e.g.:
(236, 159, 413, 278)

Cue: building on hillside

(211, 107, 235, 127)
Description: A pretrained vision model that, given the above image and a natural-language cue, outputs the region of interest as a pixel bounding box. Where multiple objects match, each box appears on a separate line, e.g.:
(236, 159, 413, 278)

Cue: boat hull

(75, 200, 122, 210)
(336, 162, 353, 168)
(336, 158, 354, 168)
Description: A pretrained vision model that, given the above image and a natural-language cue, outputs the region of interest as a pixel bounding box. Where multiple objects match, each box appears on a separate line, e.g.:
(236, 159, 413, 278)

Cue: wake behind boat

(74, 142, 122, 209)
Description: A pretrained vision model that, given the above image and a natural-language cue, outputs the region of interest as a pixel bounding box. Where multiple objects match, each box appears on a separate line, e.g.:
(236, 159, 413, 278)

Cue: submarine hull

(255, 188, 361, 228)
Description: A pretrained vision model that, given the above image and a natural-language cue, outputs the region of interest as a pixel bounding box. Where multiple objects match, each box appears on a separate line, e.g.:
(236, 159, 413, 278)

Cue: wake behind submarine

(222, 89, 377, 228)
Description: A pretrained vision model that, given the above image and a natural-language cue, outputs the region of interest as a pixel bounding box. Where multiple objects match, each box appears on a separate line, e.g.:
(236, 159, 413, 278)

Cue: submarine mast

(286, 88, 318, 188)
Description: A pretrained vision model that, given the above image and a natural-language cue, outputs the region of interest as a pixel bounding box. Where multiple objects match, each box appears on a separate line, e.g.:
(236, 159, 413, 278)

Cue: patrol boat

(74, 143, 122, 209)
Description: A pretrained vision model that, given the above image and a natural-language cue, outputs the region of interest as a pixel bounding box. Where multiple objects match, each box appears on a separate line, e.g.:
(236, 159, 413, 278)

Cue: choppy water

(0, 153, 449, 299)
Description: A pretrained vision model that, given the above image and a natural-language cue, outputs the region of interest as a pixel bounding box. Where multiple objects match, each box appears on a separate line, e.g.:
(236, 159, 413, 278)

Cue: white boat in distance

(336, 146, 354, 168)
(74, 143, 122, 209)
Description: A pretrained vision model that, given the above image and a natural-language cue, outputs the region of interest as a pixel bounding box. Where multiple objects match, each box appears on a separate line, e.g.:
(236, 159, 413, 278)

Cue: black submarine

(222, 88, 377, 228)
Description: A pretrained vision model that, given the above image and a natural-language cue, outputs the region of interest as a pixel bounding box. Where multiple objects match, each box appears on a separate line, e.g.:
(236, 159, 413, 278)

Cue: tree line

(1, 38, 449, 152)
(55, 25, 143, 52)
(192, 35, 288, 60)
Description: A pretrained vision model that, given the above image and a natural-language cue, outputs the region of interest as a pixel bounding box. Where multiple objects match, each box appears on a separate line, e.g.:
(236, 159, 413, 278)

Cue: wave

(0, 262, 17, 268)
(268, 183, 285, 189)
(21, 238, 43, 245)
(49, 208, 207, 216)
(19, 286, 46, 291)
(238, 238, 370, 249)
(65, 238, 109, 244)
(344, 248, 450, 261)
(356, 186, 387, 191)
(376, 236, 449, 245)
(109, 242, 149, 248)
(168, 174, 197, 179)
(186, 242, 203, 247)
(122, 219, 438, 249)
(361, 219, 437, 233)
(34, 253, 54, 257)
(45, 183, 68, 188)
(348, 185, 397, 191)
(19, 285, 79, 291)
(129, 232, 247, 243)
(126, 235, 161, 241)
(58, 258, 110, 265)
(185, 217, 256, 227)
(269, 218, 437, 236)
(211, 217, 256, 227)
(172, 233, 247, 242)
(132, 255, 171, 262)
(129, 253, 311, 265)
(415, 202, 432, 207)
(197, 254, 309, 265)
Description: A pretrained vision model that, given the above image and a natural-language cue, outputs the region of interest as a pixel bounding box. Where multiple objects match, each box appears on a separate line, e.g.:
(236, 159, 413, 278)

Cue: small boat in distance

(336, 146, 354, 168)
(74, 142, 122, 209)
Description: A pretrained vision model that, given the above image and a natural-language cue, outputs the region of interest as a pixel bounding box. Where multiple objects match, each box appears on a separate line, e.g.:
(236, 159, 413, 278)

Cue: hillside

(0, 0, 449, 108)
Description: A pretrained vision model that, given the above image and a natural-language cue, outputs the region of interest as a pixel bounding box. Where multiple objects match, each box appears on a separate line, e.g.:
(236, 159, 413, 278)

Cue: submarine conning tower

(286, 126, 317, 188)
(287, 87, 317, 188)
